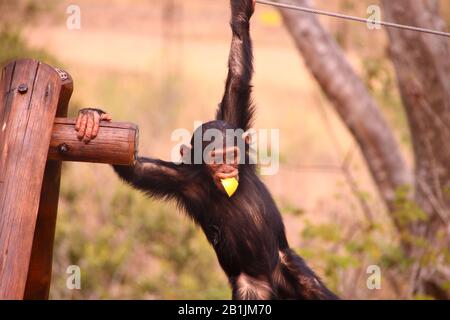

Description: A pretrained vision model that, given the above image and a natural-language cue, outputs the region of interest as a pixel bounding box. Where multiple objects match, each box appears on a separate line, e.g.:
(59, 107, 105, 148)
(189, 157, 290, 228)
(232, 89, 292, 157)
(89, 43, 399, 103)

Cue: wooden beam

(48, 118, 138, 165)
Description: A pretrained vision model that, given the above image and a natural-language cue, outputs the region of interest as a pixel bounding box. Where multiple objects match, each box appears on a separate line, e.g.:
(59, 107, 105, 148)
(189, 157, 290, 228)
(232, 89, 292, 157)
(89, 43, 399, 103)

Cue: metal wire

(256, 0, 450, 38)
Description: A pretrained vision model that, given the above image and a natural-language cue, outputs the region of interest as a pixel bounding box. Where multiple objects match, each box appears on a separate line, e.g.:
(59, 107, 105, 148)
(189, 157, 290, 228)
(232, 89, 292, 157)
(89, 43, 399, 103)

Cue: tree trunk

(381, 0, 450, 299)
(273, 0, 412, 222)
(274, 0, 450, 298)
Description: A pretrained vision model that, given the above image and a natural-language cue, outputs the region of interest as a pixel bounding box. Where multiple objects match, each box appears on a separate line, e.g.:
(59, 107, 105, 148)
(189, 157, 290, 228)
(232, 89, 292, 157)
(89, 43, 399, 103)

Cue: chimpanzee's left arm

(75, 109, 188, 200)
(216, 0, 256, 131)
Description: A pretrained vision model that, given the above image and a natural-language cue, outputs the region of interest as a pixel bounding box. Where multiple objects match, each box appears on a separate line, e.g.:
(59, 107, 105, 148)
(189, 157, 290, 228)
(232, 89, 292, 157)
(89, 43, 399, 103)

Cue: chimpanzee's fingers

(77, 114, 88, 139)
(100, 113, 112, 122)
(75, 111, 83, 131)
(91, 112, 101, 139)
(83, 112, 95, 143)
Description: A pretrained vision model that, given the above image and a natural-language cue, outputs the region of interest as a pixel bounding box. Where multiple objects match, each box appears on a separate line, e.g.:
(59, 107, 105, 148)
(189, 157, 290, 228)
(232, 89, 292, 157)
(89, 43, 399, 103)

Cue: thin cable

(256, 0, 450, 38)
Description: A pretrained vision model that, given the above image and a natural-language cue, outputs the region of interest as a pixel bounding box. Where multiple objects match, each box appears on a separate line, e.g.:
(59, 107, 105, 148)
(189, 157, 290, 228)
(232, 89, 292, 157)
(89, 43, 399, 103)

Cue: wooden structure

(0, 59, 138, 299)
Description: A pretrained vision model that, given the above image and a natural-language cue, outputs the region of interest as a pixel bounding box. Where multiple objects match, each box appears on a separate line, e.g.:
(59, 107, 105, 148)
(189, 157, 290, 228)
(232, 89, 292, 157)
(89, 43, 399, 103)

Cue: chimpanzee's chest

(182, 174, 284, 275)
(200, 193, 281, 275)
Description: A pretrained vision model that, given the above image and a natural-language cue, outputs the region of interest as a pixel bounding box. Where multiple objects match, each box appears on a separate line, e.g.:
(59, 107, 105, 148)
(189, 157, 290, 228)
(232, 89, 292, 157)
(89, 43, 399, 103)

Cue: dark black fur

(113, 0, 337, 300)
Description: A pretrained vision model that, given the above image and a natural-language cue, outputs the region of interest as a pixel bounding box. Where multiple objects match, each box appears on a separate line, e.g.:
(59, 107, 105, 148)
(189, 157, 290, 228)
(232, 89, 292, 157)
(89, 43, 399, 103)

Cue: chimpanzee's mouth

(213, 165, 239, 196)
(216, 167, 239, 180)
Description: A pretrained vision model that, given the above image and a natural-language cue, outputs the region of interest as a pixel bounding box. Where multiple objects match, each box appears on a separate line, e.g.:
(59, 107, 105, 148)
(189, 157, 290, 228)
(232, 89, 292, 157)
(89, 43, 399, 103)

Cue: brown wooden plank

(0, 61, 16, 136)
(0, 60, 63, 299)
(24, 67, 73, 300)
(0, 60, 40, 220)
(0, 61, 15, 184)
(0, 60, 29, 183)
(23, 161, 63, 300)
(48, 118, 138, 165)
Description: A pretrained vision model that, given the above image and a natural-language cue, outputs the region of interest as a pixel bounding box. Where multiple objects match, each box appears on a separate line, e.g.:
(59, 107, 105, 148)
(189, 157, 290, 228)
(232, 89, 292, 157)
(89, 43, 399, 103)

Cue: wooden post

(0, 59, 138, 299)
(0, 59, 68, 299)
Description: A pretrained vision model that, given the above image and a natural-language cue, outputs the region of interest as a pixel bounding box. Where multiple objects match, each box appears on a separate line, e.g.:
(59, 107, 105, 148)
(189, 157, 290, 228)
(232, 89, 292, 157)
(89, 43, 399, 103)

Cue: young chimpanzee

(75, 0, 337, 300)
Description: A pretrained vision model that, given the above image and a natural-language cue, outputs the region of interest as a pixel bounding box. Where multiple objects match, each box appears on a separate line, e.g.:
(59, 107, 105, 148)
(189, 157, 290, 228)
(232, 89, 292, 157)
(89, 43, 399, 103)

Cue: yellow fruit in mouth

(220, 178, 239, 198)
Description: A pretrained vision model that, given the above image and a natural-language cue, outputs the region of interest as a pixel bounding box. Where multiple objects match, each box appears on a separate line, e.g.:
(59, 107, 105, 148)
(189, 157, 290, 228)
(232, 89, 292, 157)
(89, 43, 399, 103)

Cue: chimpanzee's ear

(180, 144, 192, 163)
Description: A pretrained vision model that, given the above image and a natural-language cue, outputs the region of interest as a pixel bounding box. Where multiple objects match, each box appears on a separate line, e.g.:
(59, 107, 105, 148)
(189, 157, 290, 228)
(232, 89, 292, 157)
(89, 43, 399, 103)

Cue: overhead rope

(256, 0, 450, 38)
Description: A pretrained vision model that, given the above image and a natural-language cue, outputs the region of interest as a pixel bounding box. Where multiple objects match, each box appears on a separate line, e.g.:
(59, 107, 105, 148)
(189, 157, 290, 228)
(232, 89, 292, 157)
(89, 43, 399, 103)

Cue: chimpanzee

(75, 0, 338, 300)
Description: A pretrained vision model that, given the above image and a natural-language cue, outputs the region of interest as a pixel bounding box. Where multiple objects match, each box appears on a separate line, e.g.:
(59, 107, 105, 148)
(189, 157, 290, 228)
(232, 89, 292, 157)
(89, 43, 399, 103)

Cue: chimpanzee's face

(204, 144, 240, 193)
(181, 120, 245, 196)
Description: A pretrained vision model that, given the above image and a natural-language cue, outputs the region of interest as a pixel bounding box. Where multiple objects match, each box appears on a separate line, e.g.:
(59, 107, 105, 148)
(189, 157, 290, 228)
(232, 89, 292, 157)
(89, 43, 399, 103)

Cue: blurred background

(1, 0, 449, 299)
